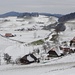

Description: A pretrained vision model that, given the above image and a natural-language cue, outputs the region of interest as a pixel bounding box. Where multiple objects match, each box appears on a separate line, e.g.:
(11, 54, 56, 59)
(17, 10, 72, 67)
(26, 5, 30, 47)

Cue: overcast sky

(0, 0, 75, 14)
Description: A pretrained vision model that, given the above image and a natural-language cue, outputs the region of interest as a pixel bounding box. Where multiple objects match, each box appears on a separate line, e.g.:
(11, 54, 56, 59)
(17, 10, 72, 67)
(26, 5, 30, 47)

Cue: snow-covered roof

(4, 44, 33, 60)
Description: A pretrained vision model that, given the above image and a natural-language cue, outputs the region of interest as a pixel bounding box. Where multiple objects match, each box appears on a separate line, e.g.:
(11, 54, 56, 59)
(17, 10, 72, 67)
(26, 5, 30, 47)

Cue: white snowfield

(0, 15, 75, 75)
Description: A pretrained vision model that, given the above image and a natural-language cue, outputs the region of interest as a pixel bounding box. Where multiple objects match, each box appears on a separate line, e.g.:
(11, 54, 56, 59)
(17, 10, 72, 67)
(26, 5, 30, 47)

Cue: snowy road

(0, 62, 75, 75)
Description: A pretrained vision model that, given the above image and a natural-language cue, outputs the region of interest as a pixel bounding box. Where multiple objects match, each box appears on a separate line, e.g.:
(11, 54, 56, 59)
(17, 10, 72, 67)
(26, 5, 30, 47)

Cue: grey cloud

(0, 0, 75, 14)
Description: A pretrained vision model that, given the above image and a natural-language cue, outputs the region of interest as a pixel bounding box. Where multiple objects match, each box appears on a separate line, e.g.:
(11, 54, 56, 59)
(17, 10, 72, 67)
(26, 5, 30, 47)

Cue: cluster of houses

(3, 36, 75, 65)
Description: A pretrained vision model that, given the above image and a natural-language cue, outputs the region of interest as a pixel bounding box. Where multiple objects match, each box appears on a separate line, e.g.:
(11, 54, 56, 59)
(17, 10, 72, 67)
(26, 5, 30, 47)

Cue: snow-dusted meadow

(0, 15, 75, 75)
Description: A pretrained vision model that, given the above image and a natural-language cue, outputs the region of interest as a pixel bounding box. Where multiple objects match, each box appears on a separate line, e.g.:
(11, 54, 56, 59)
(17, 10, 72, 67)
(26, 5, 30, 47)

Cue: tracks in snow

(0, 61, 75, 72)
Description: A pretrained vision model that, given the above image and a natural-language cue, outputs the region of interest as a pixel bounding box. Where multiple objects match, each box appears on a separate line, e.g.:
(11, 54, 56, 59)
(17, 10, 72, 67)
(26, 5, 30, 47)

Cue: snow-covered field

(0, 54, 75, 75)
(0, 15, 75, 75)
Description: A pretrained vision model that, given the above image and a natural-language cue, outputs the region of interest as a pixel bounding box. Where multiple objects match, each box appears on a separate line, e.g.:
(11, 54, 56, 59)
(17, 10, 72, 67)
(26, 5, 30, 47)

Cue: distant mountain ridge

(0, 11, 63, 18)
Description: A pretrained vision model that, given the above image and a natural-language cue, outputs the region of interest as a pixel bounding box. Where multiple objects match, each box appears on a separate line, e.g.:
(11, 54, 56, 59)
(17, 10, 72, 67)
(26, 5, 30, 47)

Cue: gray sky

(0, 0, 75, 14)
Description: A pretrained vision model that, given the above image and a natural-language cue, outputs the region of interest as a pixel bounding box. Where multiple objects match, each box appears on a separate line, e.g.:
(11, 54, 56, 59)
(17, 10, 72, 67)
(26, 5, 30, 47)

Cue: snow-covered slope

(0, 15, 75, 75)
(0, 15, 58, 31)
(0, 53, 75, 75)
(0, 35, 15, 50)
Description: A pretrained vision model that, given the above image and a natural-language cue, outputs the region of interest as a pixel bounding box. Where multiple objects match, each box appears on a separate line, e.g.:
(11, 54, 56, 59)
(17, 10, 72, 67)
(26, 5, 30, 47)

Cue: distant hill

(0, 11, 21, 18)
(0, 11, 63, 18)
(58, 12, 75, 23)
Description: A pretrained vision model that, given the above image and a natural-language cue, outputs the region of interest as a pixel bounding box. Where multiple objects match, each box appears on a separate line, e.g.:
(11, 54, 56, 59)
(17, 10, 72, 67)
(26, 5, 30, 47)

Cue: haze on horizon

(0, 0, 75, 15)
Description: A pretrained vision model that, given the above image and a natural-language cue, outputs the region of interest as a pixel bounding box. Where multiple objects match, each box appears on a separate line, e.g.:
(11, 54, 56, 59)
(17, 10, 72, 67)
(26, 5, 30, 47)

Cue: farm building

(5, 33, 15, 37)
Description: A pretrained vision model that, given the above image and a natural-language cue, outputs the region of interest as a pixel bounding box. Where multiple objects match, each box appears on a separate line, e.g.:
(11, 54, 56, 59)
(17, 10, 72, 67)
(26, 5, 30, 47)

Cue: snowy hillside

(0, 14, 75, 75)
(0, 15, 58, 30)
(0, 15, 58, 46)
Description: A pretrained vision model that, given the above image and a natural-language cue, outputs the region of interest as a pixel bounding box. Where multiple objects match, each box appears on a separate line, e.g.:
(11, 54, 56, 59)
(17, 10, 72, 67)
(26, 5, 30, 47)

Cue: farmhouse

(5, 33, 15, 37)
(47, 46, 63, 57)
